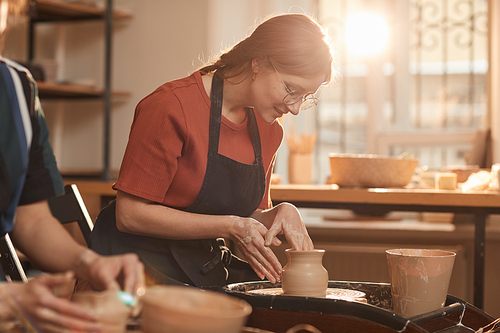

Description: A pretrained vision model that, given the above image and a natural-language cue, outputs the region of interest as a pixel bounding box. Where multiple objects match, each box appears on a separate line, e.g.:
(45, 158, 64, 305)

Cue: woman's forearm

(115, 190, 236, 240)
(11, 200, 87, 273)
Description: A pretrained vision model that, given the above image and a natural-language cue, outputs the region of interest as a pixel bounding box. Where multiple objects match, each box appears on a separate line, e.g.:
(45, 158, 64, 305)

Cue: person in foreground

(0, 0, 145, 331)
(89, 13, 336, 287)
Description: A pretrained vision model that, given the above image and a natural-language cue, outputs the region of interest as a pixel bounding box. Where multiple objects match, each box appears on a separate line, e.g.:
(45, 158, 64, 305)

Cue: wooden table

(270, 184, 500, 310)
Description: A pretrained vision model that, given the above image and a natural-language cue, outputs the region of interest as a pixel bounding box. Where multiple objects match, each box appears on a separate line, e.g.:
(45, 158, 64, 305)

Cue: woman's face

(251, 65, 325, 125)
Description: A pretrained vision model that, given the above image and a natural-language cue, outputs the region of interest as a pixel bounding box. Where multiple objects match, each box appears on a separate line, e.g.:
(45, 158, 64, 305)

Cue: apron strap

(208, 72, 263, 163)
(247, 109, 263, 163)
(200, 238, 232, 274)
(208, 72, 224, 153)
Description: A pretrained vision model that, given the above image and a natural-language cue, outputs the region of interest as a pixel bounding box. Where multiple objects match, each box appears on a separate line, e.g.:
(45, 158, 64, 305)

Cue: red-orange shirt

(115, 71, 283, 210)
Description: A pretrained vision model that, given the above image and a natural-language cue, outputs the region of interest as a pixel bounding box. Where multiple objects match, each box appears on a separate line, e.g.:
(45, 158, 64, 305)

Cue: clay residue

(247, 287, 367, 303)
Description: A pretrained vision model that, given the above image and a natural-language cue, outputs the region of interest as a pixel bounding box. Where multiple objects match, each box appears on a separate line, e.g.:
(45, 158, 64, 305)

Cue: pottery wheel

(247, 288, 367, 303)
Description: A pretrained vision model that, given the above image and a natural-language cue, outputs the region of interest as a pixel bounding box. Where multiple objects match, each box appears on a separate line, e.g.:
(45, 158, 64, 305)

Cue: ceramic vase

(281, 249, 328, 297)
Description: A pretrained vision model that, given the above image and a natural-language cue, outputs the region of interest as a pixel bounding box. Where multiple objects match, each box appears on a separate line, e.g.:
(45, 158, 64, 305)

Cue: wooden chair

(48, 184, 94, 245)
(0, 184, 94, 281)
(0, 234, 28, 282)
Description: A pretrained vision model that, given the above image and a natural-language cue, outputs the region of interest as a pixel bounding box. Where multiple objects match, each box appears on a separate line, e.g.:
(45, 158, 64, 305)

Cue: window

(299, 0, 489, 184)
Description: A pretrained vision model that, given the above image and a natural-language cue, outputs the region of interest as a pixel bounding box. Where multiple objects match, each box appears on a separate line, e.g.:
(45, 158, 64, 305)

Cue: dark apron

(89, 72, 266, 287)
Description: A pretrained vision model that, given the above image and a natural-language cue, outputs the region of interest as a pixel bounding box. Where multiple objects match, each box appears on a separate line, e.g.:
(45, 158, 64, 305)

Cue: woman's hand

(75, 249, 145, 296)
(228, 216, 283, 283)
(263, 203, 314, 251)
(0, 288, 18, 331)
(2, 273, 101, 333)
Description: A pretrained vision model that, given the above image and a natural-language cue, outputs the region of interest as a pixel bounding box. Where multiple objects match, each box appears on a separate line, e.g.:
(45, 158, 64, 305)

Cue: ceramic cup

(72, 290, 132, 333)
(288, 153, 312, 184)
(281, 249, 329, 297)
(435, 172, 458, 190)
(140, 285, 252, 333)
(386, 248, 456, 318)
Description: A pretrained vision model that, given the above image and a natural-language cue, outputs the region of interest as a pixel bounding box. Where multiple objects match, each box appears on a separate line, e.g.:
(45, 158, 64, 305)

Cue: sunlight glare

(345, 13, 390, 57)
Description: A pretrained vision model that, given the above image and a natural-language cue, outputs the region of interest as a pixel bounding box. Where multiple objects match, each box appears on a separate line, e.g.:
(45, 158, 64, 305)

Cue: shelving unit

(28, 0, 131, 180)
(29, 0, 131, 21)
(37, 81, 130, 99)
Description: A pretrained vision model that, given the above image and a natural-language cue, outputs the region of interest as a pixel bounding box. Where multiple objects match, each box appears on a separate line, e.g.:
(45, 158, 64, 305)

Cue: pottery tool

(118, 291, 137, 307)
(286, 124, 317, 155)
(287, 132, 317, 154)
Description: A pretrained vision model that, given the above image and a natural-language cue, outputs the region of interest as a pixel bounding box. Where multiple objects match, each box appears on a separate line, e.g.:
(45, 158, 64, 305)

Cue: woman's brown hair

(199, 13, 336, 84)
(5, 0, 27, 16)
(1, 0, 27, 52)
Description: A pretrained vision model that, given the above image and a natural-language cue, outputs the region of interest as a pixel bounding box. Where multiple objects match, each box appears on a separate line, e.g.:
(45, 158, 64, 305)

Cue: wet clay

(72, 290, 131, 333)
(140, 285, 252, 333)
(386, 248, 456, 318)
(281, 249, 329, 297)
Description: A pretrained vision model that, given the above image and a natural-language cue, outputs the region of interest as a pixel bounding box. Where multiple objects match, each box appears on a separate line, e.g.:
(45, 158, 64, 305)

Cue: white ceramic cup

(435, 172, 458, 190)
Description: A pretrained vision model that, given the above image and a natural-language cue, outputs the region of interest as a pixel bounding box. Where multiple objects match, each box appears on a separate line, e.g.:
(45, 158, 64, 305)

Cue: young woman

(90, 13, 336, 287)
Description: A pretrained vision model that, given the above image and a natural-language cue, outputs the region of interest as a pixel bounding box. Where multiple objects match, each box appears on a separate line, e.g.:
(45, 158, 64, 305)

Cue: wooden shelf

(28, 0, 132, 180)
(30, 0, 132, 22)
(60, 167, 119, 179)
(270, 184, 500, 209)
(63, 180, 116, 195)
(36, 81, 130, 99)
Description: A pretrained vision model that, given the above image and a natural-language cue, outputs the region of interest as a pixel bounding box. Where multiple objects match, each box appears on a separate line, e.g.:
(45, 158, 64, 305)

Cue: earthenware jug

(281, 249, 328, 297)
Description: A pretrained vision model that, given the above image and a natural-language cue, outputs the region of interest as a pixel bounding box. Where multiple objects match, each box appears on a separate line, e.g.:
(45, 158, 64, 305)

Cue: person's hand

(1, 273, 101, 333)
(0, 290, 17, 332)
(75, 249, 145, 296)
(264, 203, 314, 251)
(228, 216, 282, 283)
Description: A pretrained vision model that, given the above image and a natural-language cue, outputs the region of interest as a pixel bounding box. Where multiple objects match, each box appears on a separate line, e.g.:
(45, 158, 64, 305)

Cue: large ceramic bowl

(140, 285, 252, 333)
(329, 154, 419, 188)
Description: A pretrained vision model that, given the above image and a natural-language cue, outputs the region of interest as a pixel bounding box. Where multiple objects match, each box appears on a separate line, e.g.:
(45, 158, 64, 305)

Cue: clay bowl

(72, 290, 132, 333)
(442, 165, 480, 183)
(140, 285, 252, 333)
(328, 154, 418, 188)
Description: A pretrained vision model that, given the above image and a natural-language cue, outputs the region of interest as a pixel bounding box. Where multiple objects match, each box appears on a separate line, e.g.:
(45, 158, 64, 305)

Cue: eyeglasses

(270, 62, 319, 110)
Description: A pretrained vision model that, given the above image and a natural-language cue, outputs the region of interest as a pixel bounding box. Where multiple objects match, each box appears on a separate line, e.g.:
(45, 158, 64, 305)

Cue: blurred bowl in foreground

(328, 154, 419, 188)
(141, 285, 252, 333)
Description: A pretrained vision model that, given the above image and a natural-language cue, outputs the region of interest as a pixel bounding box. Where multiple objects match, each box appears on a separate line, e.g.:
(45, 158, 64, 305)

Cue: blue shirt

(0, 57, 63, 235)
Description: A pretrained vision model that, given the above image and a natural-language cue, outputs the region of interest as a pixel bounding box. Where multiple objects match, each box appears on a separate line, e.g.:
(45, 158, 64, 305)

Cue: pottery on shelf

(281, 249, 329, 297)
(72, 289, 132, 333)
